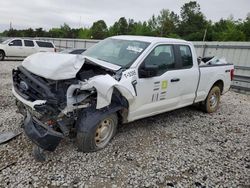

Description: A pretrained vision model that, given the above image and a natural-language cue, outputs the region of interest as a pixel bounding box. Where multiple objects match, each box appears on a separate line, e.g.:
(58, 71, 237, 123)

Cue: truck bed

(195, 63, 234, 103)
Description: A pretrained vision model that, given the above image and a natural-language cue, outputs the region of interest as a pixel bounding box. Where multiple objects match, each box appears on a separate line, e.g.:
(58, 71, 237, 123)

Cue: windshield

(59, 48, 72, 53)
(83, 38, 150, 67)
(2, 39, 12, 44)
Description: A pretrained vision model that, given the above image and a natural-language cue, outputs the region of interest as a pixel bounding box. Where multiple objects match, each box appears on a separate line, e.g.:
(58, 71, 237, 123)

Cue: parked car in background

(59, 48, 86, 54)
(0, 38, 56, 60)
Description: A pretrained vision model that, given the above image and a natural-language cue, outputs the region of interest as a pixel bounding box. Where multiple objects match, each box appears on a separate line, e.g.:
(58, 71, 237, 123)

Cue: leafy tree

(157, 9, 179, 36)
(90, 20, 108, 39)
(127, 19, 137, 35)
(35, 28, 46, 37)
(242, 14, 250, 40)
(60, 23, 72, 38)
(109, 17, 128, 36)
(134, 21, 152, 36)
(212, 19, 246, 41)
(48, 28, 64, 38)
(117, 17, 128, 35)
(148, 15, 158, 35)
(25, 28, 35, 37)
(166, 33, 181, 38)
(78, 28, 91, 39)
(109, 23, 119, 36)
(178, 1, 208, 40)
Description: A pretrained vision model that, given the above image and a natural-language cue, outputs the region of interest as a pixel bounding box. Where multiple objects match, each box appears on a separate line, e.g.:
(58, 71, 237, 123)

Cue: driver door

(129, 44, 184, 121)
(6, 39, 24, 57)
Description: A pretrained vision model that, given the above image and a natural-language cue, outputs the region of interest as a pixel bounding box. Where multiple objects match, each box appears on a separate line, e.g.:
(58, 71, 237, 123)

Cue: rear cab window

(35, 41, 54, 48)
(177, 45, 193, 68)
(24, 40, 34, 47)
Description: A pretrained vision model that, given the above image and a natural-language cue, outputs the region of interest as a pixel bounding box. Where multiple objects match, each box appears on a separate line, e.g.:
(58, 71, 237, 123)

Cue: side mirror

(8, 42, 14, 46)
(197, 57, 202, 65)
(139, 64, 158, 78)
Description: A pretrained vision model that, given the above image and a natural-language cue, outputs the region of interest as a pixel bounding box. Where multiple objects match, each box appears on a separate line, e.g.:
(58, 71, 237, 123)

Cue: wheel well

(213, 80, 224, 93)
(111, 89, 129, 124)
(0, 49, 5, 56)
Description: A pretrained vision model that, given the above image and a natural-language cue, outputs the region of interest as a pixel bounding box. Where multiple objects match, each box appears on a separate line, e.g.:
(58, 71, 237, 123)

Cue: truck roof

(111, 35, 188, 44)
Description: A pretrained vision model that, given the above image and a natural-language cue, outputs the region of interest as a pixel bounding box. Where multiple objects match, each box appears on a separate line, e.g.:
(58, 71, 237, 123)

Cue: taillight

(230, 69, 234, 81)
(54, 48, 57, 52)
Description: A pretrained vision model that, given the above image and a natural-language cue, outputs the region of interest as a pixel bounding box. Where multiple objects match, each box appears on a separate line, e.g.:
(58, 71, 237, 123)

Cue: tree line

(1, 1, 249, 41)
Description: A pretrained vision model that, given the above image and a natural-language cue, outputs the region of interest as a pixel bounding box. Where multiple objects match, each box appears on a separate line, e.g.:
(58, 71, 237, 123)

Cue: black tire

(0, 50, 5, 61)
(76, 113, 118, 152)
(201, 85, 221, 113)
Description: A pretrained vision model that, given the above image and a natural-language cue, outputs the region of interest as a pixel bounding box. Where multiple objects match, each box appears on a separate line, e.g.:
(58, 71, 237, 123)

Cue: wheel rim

(0, 53, 3, 59)
(95, 118, 114, 148)
(209, 91, 219, 108)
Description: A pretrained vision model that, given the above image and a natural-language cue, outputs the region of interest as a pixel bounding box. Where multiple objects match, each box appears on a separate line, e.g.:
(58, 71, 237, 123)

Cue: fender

(76, 102, 125, 133)
(205, 73, 226, 96)
(78, 73, 137, 109)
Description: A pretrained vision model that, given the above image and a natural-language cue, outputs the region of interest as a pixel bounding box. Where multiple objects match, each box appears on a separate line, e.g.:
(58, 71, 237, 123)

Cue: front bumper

(23, 112, 64, 151)
(12, 87, 46, 110)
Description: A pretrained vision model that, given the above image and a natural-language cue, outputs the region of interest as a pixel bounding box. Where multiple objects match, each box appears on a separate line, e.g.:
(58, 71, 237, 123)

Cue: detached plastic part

(23, 112, 64, 151)
(0, 131, 22, 144)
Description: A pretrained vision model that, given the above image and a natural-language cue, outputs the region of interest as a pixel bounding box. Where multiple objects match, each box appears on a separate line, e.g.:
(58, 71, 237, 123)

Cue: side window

(179, 45, 193, 68)
(9, 39, 22, 46)
(36, 41, 54, 48)
(143, 45, 175, 76)
(24, 40, 34, 47)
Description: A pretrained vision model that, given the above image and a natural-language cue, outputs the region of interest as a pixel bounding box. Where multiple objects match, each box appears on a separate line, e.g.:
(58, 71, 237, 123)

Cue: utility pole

(202, 28, 207, 58)
(10, 21, 12, 30)
(203, 28, 207, 42)
(79, 16, 82, 28)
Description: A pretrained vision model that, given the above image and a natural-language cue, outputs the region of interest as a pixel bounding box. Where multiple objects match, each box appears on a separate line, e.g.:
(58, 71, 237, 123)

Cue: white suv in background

(0, 38, 56, 60)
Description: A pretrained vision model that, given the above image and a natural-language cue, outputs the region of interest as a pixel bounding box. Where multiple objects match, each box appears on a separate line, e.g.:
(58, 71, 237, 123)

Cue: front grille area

(12, 66, 54, 102)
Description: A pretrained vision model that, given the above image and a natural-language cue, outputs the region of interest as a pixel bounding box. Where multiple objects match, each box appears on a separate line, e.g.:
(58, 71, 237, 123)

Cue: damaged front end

(12, 57, 127, 152)
(12, 65, 83, 151)
(12, 50, 137, 158)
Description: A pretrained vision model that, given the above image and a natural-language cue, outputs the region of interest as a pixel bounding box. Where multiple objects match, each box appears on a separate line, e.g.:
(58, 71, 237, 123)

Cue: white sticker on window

(127, 46, 143, 53)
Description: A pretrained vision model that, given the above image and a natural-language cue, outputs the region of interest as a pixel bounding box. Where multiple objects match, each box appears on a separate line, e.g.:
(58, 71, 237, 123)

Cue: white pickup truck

(0, 38, 56, 60)
(12, 36, 234, 159)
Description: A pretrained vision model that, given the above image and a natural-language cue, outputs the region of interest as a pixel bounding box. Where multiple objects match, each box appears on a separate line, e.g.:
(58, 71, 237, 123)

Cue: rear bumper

(23, 112, 63, 151)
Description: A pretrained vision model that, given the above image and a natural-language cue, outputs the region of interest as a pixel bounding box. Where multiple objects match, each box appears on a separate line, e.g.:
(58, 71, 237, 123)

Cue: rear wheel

(201, 86, 221, 113)
(76, 113, 118, 152)
(0, 51, 5, 61)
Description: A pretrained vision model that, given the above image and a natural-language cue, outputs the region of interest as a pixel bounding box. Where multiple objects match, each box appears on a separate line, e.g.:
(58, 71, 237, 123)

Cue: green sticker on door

(161, 80, 168, 90)
(151, 80, 168, 102)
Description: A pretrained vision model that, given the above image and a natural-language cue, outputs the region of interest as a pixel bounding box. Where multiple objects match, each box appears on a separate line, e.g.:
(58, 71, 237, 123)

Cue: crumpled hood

(22, 52, 121, 80)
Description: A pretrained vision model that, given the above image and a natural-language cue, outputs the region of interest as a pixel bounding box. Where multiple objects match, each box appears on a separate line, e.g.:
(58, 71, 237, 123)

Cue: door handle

(170, 78, 180, 82)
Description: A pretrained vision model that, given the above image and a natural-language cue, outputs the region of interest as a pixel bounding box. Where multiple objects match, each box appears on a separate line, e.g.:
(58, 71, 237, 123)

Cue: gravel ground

(0, 60, 249, 188)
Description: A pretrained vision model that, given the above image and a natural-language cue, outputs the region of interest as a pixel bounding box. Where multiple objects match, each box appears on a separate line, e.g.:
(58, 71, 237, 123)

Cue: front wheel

(201, 86, 221, 113)
(0, 51, 5, 61)
(76, 113, 118, 152)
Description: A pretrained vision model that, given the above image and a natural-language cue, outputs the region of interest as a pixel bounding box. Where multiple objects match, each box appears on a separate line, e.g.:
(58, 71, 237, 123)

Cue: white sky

(0, 0, 249, 31)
